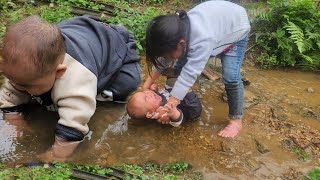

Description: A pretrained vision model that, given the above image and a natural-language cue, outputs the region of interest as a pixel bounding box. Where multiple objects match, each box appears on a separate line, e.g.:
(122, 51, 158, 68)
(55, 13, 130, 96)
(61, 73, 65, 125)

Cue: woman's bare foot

(218, 119, 242, 138)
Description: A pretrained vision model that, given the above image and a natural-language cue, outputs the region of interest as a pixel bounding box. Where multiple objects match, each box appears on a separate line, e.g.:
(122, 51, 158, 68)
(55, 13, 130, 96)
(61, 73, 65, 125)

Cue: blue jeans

(221, 36, 248, 119)
(173, 36, 248, 120)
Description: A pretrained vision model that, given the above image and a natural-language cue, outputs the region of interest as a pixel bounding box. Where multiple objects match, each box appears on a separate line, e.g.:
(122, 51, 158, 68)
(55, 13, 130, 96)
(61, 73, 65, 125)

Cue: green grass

(293, 147, 310, 161)
(0, 162, 202, 179)
(307, 166, 320, 180)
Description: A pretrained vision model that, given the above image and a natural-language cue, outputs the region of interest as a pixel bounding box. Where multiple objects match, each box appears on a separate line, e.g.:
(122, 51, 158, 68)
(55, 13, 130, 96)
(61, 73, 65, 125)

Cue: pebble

(307, 87, 314, 93)
(199, 121, 205, 126)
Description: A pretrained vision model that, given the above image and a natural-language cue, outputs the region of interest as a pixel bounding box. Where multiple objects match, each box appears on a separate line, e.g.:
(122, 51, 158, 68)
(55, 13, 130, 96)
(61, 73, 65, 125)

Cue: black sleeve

(1, 104, 26, 113)
(55, 124, 85, 141)
(177, 91, 202, 121)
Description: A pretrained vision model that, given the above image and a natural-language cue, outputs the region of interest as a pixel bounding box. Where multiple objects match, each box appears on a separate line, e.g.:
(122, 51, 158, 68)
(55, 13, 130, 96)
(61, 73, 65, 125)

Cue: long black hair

(145, 10, 190, 71)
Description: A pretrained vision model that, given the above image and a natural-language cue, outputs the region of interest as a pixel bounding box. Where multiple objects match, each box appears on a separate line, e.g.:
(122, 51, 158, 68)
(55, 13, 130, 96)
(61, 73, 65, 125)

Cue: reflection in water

(0, 111, 57, 164)
(0, 118, 20, 162)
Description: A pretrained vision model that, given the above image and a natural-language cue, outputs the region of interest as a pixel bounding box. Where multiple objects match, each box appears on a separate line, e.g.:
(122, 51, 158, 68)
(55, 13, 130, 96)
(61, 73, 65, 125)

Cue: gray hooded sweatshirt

(156, 0, 251, 100)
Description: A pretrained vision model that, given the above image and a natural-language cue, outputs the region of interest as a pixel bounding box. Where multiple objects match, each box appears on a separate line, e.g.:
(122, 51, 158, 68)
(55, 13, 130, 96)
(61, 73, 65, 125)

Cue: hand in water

(39, 136, 80, 162)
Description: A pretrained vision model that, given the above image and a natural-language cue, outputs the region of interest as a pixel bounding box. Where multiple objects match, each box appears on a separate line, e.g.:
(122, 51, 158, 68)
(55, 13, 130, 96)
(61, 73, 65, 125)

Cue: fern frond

(306, 30, 320, 41)
(258, 12, 270, 21)
(285, 21, 306, 53)
(300, 54, 313, 63)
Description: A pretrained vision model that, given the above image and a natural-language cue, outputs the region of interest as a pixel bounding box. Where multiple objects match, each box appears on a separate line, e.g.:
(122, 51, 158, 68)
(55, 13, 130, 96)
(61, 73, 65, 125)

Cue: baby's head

(127, 90, 163, 120)
(0, 16, 66, 95)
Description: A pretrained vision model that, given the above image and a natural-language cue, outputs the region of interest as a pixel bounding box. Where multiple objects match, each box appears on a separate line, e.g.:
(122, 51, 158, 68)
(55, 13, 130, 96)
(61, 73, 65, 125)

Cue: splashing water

(95, 113, 130, 149)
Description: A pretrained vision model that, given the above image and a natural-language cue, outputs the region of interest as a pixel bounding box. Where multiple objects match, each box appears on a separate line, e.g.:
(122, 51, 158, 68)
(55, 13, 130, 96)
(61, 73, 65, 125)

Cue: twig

(246, 44, 257, 52)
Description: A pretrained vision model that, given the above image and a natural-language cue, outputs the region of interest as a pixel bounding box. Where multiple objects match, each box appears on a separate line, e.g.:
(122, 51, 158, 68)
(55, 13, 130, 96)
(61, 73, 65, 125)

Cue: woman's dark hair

(145, 10, 190, 71)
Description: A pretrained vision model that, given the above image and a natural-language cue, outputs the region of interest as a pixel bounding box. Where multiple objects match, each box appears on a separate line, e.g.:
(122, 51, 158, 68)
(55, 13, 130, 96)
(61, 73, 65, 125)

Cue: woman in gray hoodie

(143, 0, 251, 138)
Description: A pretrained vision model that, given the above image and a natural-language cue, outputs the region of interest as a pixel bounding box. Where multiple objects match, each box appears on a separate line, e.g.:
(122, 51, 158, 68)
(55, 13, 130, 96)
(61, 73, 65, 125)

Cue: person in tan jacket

(0, 15, 141, 161)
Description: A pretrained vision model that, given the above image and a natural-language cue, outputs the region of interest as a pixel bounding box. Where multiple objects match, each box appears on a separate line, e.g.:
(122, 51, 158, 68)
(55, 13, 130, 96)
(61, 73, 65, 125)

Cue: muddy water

(1, 65, 320, 179)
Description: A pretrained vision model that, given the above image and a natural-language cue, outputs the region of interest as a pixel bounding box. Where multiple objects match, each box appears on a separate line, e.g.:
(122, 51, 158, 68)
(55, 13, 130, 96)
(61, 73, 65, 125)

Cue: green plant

(307, 166, 320, 180)
(143, 162, 159, 173)
(108, 5, 162, 52)
(162, 162, 190, 174)
(174, 0, 182, 6)
(75, 164, 113, 176)
(39, 5, 73, 23)
(252, 0, 320, 70)
(0, 25, 5, 39)
(293, 147, 310, 161)
(0, 163, 72, 179)
(126, 0, 165, 4)
(0, 0, 15, 10)
(123, 164, 145, 176)
(0, 164, 5, 169)
(47, 0, 105, 10)
(162, 175, 178, 180)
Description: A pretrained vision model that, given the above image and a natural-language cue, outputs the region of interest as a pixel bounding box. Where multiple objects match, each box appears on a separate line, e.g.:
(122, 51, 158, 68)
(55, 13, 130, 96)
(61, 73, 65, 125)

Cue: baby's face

(0, 62, 56, 96)
(135, 90, 162, 112)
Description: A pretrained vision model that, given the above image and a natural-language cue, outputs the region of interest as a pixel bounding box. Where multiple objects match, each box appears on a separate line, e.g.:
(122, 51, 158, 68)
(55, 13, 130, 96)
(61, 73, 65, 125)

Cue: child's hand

(39, 136, 80, 162)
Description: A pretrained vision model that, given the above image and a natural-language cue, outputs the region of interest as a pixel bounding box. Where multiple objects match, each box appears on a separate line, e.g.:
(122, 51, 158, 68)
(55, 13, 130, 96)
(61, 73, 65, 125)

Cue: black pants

(103, 25, 141, 102)
(108, 62, 141, 101)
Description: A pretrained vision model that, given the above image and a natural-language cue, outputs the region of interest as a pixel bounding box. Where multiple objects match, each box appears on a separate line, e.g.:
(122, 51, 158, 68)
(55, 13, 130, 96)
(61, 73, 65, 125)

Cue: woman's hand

(164, 103, 180, 120)
(156, 96, 181, 124)
(166, 96, 181, 107)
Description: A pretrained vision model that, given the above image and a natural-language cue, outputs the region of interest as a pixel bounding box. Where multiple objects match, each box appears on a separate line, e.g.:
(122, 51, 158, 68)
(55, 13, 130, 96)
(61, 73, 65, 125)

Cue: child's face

(0, 63, 57, 96)
(134, 90, 162, 113)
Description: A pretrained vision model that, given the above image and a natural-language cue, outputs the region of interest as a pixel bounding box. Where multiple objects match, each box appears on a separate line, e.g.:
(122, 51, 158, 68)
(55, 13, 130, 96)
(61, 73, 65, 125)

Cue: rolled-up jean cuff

(228, 114, 243, 120)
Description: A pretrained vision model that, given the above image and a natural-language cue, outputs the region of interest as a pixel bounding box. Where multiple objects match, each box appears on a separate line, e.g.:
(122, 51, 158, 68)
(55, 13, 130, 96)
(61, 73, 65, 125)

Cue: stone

(245, 158, 261, 171)
(307, 87, 314, 93)
(254, 138, 271, 154)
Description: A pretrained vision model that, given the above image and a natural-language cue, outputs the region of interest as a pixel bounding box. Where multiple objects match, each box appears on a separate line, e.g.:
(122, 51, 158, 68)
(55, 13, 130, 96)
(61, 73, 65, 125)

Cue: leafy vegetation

(162, 161, 190, 174)
(75, 164, 114, 176)
(0, 162, 201, 179)
(293, 147, 310, 161)
(107, 3, 162, 51)
(251, 0, 320, 70)
(0, 163, 72, 179)
(307, 166, 320, 180)
(48, 0, 105, 10)
(115, 161, 199, 179)
(127, 0, 165, 4)
(0, 0, 163, 53)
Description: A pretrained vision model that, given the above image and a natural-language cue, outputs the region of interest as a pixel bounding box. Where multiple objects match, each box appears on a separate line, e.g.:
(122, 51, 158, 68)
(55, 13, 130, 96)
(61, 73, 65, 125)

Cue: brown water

(1, 65, 320, 179)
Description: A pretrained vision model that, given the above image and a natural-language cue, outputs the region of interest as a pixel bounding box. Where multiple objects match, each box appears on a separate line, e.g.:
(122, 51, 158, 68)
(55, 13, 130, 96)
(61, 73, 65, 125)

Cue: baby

(127, 79, 202, 127)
